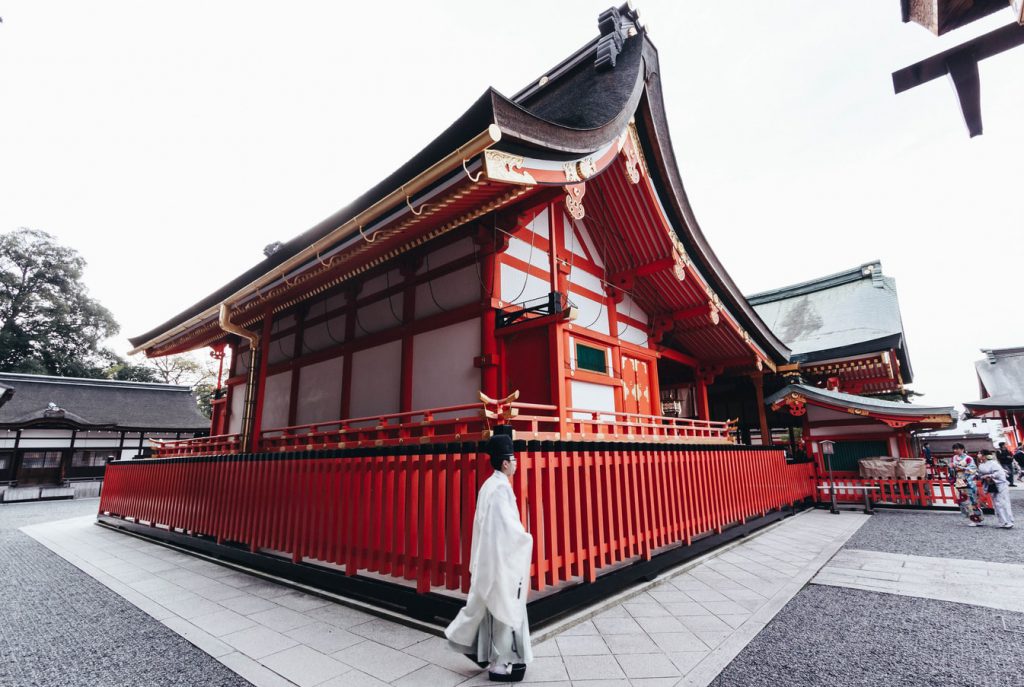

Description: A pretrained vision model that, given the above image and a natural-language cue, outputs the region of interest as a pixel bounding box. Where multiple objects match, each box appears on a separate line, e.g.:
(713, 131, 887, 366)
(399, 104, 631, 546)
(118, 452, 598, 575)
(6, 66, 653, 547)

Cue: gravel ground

(842, 492, 1024, 564)
(709, 584, 1024, 687)
(0, 498, 251, 687)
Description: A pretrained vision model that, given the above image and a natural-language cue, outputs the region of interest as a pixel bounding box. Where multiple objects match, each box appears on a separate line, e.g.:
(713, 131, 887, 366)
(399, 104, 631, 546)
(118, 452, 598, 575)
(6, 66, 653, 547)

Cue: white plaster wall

(228, 382, 246, 434)
(617, 323, 649, 347)
(260, 372, 292, 430)
(416, 266, 479, 319)
(411, 318, 480, 414)
(530, 207, 549, 238)
(570, 217, 604, 267)
(506, 237, 551, 273)
(417, 237, 474, 274)
(349, 339, 402, 418)
(295, 357, 345, 426)
(356, 295, 404, 335)
(618, 293, 649, 325)
(500, 264, 550, 306)
(570, 380, 616, 418)
(572, 293, 610, 336)
(361, 269, 401, 297)
(267, 333, 295, 365)
(302, 315, 346, 353)
(568, 266, 605, 295)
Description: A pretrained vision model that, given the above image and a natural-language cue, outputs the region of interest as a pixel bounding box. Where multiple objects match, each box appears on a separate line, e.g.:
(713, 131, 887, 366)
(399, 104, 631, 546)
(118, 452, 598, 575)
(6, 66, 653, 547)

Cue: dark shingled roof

(965, 347, 1024, 412)
(765, 384, 955, 423)
(0, 373, 209, 431)
(747, 261, 912, 381)
(0, 382, 13, 408)
(129, 5, 790, 365)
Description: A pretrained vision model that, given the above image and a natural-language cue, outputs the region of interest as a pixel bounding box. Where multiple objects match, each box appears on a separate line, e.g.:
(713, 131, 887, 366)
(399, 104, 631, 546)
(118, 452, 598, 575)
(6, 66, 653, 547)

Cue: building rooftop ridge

(746, 260, 884, 305)
(0, 372, 193, 392)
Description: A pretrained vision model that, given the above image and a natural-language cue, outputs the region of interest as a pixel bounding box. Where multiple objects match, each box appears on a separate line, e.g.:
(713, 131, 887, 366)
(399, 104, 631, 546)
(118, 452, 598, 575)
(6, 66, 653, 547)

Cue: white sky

(1, 1, 1022, 408)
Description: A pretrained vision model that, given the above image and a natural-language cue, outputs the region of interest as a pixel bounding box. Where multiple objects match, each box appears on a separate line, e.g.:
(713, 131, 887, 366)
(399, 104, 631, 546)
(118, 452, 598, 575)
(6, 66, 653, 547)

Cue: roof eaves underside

(964, 395, 1024, 412)
(630, 43, 789, 365)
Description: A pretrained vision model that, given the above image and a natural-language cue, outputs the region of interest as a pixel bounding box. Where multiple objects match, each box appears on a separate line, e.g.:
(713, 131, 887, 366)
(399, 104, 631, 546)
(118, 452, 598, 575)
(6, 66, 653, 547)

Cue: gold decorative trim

(484, 150, 537, 185)
(565, 183, 586, 220)
(563, 161, 581, 183)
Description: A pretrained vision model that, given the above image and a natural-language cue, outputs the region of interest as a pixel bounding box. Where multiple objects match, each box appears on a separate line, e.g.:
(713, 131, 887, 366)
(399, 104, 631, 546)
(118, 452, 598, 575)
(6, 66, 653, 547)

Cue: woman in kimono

(978, 451, 1015, 529)
(446, 433, 533, 682)
(951, 443, 983, 526)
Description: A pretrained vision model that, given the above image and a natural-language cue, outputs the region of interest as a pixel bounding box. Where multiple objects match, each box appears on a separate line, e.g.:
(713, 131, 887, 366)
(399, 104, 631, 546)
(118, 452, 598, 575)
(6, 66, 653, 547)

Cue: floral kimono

(952, 453, 983, 523)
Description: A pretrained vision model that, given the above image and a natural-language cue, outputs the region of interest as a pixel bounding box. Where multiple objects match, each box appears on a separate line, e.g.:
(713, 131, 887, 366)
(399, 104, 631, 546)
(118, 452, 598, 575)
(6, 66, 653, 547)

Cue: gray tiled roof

(0, 373, 209, 430)
(747, 261, 912, 381)
(965, 347, 1024, 410)
(765, 384, 956, 421)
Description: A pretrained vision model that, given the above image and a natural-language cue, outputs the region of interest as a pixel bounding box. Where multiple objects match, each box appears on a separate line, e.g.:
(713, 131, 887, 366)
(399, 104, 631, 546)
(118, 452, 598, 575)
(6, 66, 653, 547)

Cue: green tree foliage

(0, 228, 120, 377)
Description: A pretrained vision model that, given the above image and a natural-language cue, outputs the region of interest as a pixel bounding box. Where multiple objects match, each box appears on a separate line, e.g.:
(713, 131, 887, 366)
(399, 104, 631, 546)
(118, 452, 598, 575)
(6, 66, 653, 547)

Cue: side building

(0, 373, 209, 502)
(748, 261, 955, 474)
(964, 346, 1024, 448)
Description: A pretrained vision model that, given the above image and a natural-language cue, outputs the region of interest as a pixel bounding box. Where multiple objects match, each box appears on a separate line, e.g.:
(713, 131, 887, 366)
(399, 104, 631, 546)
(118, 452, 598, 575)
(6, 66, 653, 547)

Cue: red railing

(818, 477, 994, 510)
(152, 402, 735, 458)
(100, 446, 815, 595)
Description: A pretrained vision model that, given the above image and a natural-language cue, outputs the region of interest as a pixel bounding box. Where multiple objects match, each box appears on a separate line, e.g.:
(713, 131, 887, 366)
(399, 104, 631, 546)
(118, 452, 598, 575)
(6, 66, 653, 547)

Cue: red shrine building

(100, 6, 880, 621)
(747, 262, 955, 473)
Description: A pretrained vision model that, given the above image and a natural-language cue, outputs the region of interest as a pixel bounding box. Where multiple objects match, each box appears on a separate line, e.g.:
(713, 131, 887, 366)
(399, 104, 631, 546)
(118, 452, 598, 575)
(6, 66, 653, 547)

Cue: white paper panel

(418, 237, 475, 274)
(227, 382, 246, 434)
(349, 339, 402, 419)
(267, 334, 294, 365)
(570, 380, 616, 419)
(261, 372, 292, 430)
(416, 266, 479, 319)
(500, 263, 550, 306)
(411, 318, 480, 414)
(295, 357, 345, 426)
(572, 293, 610, 336)
(355, 295, 404, 335)
(506, 237, 551, 273)
(302, 316, 346, 353)
(617, 323, 649, 347)
(530, 207, 549, 238)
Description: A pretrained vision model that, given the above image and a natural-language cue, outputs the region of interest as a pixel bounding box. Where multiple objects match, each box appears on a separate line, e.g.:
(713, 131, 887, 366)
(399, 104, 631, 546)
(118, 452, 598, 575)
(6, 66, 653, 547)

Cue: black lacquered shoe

(465, 654, 489, 669)
(488, 664, 527, 682)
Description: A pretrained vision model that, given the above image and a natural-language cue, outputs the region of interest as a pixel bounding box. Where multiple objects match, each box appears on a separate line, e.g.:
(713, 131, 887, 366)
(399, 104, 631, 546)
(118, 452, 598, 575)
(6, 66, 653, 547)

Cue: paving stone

(555, 634, 609, 656)
(218, 593, 280, 616)
(560, 619, 599, 635)
(635, 616, 687, 633)
(221, 624, 300, 659)
(648, 631, 707, 653)
(189, 608, 258, 637)
(259, 644, 350, 687)
(615, 653, 680, 679)
(248, 605, 316, 632)
(317, 668, 390, 687)
(284, 620, 364, 653)
(270, 589, 332, 612)
(348, 616, 432, 649)
(332, 640, 427, 682)
(391, 662, 467, 687)
(562, 654, 625, 681)
(305, 602, 377, 628)
(592, 616, 644, 634)
(602, 632, 660, 654)
(623, 602, 671, 617)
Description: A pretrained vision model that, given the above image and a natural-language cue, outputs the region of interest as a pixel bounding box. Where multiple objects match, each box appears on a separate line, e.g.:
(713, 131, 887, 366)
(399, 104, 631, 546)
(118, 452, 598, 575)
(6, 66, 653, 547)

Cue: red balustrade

(100, 446, 814, 594)
(818, 477, 994, 510)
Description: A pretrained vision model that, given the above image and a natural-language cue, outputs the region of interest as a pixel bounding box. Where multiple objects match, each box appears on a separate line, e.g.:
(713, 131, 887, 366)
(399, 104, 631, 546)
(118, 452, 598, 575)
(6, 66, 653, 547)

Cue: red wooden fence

(818, 477, 994, 510)
(99, 446, 815, 595)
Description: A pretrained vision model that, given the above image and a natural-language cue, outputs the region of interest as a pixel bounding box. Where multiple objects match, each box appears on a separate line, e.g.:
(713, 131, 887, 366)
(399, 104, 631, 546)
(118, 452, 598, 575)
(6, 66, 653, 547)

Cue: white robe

(979, 460, 1015, 527)
(445, 470, 534, 664)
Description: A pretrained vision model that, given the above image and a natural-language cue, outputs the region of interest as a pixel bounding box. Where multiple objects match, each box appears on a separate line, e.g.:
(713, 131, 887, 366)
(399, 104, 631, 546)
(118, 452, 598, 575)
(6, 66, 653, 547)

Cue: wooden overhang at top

(894, 1, 1024, 137)
(129, 4, 790, 370)
(799, 350, 903, 395)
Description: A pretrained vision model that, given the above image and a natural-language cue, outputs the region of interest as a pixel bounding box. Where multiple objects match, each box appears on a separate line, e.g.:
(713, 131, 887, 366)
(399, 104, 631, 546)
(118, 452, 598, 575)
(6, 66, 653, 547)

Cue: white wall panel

(530, 207, 549, 238)
(506, 237, 551, 273)
(411, 318, 480, 414)
(568, 267, 605, 295)
(570, 380, 616, 418)
(356, 295, 404, 335)
(295, 357, 344, 426)
(569, 216, 604, 267)
(617, 323, 649, 347)
(267, 334, 294, 365)
(572, 294, 610, 335)
(228, 383, 246, 434)
(416, 266, 479, 319)
(618, 294, 649, 325)
(302, 316, 346, 353)
(350, 340, 402, 419)
(500, 264, 550, 306)
(261, 372, 292, 430)
(417, 238, 474, 274)
(361, 269, 401, 297)
(234, 346, 252, 374)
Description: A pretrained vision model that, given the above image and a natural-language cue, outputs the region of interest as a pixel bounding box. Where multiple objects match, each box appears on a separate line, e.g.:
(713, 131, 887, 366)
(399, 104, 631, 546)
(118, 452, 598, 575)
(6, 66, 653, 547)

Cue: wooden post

(751, 371, 770, 445)
(479, 240, 499, 400)
(248, 311, 274, 451)
(695, 372, 712, 421)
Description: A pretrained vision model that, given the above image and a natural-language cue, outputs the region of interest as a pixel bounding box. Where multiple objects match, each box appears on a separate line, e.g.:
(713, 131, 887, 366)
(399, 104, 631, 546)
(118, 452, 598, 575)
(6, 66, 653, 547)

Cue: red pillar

(695, 374, 711, 421)
(479, 243, 499, 399)
(752, 371, 770, 445)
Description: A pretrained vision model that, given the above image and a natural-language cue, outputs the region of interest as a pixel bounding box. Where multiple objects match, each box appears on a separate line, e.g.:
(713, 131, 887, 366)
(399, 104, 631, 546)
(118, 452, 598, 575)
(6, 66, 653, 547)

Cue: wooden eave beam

(892, 21, 1024, 137)
(654, 345, 700, 368)
(608, 256, 677, 286)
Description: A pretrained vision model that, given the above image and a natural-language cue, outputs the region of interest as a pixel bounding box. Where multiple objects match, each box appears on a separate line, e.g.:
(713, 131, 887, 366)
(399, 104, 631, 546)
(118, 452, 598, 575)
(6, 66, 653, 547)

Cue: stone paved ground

(0, 498, 251, 687)
(23, 507, 868, 686)
(709, 503, 1024, 687)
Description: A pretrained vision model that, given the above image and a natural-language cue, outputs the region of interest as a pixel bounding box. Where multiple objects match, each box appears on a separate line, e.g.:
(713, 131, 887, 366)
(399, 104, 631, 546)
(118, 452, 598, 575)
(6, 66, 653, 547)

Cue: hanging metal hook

(359, 223, 380, 243)
(403, 186, 429, 216)
(463, 157, 483, 183)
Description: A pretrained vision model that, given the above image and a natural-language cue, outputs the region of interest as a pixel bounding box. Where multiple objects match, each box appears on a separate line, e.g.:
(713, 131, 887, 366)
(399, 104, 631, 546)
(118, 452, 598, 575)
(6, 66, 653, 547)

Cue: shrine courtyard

(2, 496, 1022, 687)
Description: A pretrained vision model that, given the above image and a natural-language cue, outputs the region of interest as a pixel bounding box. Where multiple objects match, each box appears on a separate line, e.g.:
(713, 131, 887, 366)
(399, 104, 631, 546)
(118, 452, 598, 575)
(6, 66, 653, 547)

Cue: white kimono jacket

(445, 470, 534, 663)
